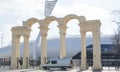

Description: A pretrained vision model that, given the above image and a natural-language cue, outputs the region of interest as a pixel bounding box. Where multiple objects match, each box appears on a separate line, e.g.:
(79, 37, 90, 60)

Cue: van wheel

(43, 67, 49, 70)
(61, 67, 66, 70)
(47, 68, 49, 70)
(46, 67, 49, 70)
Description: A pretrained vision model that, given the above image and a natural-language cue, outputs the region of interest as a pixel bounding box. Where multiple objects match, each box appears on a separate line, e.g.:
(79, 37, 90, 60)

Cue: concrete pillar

(22, 35, 30, 69)
(92, 30, 102, 70)
(39, 26, 49, 66)
(58, 25, 67, 58)
(11, 35, 20, 69)
(80, 31, 87, 70)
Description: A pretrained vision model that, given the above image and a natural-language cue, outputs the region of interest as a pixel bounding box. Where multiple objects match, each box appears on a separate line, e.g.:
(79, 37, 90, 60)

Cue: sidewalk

(0, 67, 120, 72)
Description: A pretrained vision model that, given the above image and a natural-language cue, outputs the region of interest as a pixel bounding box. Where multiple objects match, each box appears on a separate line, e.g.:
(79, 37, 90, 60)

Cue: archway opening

(20, 36, 23, 61)
(86, 31, 93, 67)
(66, 19, 80, 57)
(29, 23, 40, 60)
(47, 21, 59, 59)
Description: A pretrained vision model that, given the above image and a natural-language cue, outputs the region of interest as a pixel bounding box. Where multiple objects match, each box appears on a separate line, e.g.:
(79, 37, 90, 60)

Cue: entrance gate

(10, 14, 102, 70)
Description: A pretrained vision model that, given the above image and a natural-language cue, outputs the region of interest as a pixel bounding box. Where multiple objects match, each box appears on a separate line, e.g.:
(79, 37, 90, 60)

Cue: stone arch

(58, 14, 81, 58)
(42, 16, 58, 27)
(39, 16, 59, 66)
(23, 18, 39, 28)
(11, 26, 31, 69)
(11, 18, 40, 69)
(63, 14, 80, 25)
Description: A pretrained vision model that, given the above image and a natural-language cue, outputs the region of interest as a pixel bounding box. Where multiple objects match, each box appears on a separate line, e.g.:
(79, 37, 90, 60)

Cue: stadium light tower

(34, 0, 57, 62)
(37, 0, 57, 49)
(44, 0, 57, 17)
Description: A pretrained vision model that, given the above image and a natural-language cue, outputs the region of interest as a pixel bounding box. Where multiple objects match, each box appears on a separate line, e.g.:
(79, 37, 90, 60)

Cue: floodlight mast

(34, 0, 57, 60)
(44, 0, 57, 17)
(36, 0, 57, 47)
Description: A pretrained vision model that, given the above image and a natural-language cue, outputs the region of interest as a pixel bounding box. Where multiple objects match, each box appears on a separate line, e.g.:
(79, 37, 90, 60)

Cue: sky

(0, 0, 120, 47)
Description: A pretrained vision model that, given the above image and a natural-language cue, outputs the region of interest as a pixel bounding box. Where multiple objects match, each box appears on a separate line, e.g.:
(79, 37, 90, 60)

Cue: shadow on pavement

(76, 70, 82, 72)
(46, 69, 71, 72)
(76, 70, 102, 72)
(92, 70, 102, 72)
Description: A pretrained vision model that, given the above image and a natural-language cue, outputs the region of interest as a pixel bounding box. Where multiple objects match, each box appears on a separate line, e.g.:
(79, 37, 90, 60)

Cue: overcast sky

(0, 0, 120, 47)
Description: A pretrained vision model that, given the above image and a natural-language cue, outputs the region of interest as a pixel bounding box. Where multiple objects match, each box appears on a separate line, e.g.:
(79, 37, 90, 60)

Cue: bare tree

(112, 27, 120, 55)
(112, 9, 120, 55)
(112, 9, 120, 25)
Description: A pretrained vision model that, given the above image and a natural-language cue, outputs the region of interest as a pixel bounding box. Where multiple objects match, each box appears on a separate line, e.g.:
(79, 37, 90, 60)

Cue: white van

(42, 58, 73, 70)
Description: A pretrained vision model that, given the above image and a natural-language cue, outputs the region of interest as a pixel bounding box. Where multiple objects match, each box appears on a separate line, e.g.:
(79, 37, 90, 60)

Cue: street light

(1, 33, 4, 58)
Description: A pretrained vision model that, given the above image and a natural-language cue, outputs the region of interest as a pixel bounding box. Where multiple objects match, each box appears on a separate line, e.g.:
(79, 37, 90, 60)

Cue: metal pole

(1, 33, 4, 68)
(1, 33, 4, 58)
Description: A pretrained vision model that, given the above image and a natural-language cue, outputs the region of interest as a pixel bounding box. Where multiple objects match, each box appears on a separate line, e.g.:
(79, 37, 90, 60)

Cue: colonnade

(11, 27, 31, 69)
(11, 14, 102, 70)
(79, 20, 102, 70)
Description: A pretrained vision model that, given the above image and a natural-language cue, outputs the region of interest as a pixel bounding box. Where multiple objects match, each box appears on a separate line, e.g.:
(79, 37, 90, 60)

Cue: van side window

(51, 60, 57, 64)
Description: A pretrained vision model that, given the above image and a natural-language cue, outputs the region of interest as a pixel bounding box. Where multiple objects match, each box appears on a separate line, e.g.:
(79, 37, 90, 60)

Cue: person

(19, 59, 23, 69)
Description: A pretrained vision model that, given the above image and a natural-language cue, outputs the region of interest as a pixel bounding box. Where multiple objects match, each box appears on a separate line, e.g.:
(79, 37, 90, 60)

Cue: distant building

(87, 44, 114, 53)
(72, 44, 114, 59)
(72, 44, 120, 67)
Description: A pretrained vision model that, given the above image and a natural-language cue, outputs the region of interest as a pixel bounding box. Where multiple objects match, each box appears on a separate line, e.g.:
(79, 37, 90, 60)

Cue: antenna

(44, 0, 57, 17)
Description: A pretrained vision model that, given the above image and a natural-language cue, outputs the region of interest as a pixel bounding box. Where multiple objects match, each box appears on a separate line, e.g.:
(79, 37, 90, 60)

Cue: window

(51, 60, 57, 64)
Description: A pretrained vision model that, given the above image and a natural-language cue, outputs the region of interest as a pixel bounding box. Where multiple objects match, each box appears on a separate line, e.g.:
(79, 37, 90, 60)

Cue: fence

(0, 57, 120, 71)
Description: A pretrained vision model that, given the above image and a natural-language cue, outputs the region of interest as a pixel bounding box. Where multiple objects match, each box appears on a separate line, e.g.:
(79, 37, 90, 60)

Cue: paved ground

(0, 67, 120, 72)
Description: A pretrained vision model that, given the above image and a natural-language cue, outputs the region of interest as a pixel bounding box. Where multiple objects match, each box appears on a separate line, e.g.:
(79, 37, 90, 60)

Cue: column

(60, 32, 66, 58)
(23, 35, 30, 69)
(92, 30, 102, 70)
(80, 31, 87, 70)
(58, 24, 67, 58)
(11, 35, 20, 69)
(16, 35, 21, 69)
(39, 26, 48, 66)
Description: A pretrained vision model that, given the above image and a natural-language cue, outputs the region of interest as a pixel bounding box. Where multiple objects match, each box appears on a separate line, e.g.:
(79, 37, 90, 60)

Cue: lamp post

(0, 33, 4, 68)
(1, 33, 4, 58)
